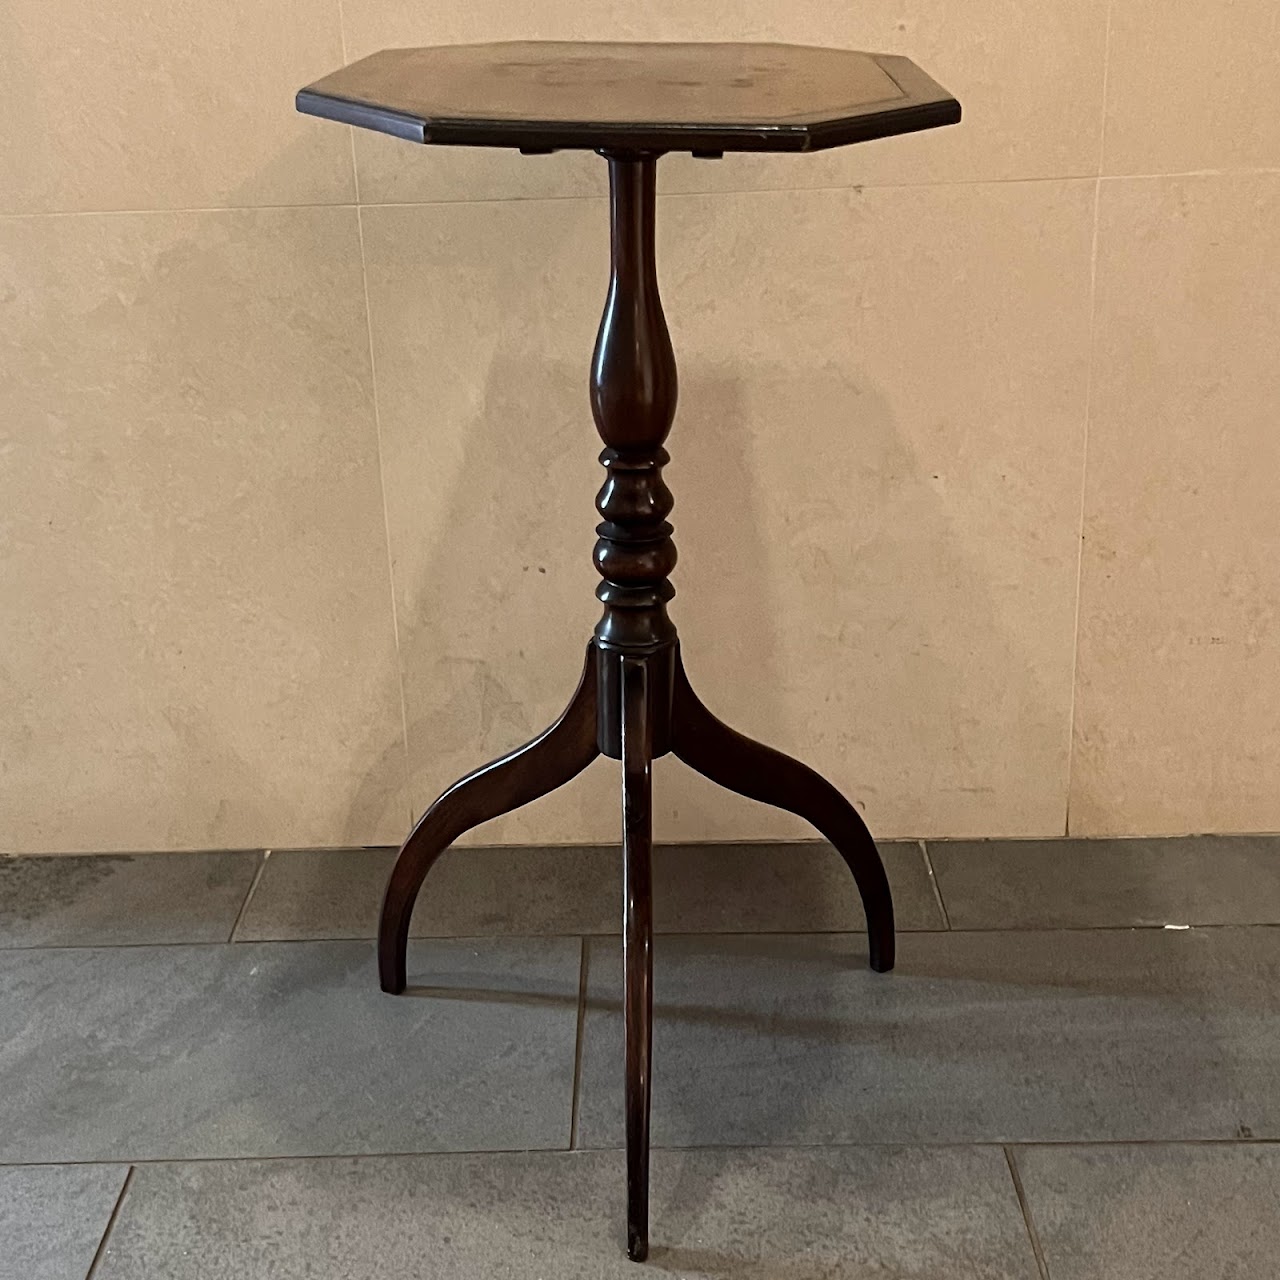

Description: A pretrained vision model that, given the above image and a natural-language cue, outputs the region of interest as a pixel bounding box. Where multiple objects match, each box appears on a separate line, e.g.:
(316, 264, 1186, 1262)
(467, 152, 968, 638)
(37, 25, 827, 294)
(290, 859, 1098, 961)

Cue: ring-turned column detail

(591, 154, 679, 760)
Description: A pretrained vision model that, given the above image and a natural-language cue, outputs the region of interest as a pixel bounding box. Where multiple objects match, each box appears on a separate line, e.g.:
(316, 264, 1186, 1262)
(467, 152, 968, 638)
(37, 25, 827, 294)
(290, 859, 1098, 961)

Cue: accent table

(297, 42, 960, 1261)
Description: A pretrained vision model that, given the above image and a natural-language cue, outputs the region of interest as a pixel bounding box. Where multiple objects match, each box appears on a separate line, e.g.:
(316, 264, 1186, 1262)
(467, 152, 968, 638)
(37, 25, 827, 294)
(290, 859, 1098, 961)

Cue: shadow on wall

(662, 361, 1068, 843)
(367, 334, 1064, 862)
(377, 350, 790, 846)
(44, 126, 1070, 854)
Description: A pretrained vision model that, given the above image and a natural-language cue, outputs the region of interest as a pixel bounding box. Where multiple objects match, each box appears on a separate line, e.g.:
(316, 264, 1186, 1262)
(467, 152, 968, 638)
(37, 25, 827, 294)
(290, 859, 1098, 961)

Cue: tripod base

(378, 637, 895, 1262)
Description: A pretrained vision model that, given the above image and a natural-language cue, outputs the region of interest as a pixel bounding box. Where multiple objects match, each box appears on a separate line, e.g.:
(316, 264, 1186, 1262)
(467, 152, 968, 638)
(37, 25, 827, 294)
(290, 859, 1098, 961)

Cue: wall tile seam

(329, 0, 411, 826)
(6, 166, 1280, 222)
(1064, 0, 1115, 837)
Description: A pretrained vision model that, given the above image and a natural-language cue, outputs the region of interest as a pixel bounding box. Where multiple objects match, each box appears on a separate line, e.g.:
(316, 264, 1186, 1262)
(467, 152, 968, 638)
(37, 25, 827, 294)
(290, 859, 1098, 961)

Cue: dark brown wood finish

(297, 42, 959, 154)
(298, 42, 960, 1260)
(377, 643, 599, 994)
(591, 154, 679, 763)
(620, 654, 655, 1262)
(671, 649, 895, 972)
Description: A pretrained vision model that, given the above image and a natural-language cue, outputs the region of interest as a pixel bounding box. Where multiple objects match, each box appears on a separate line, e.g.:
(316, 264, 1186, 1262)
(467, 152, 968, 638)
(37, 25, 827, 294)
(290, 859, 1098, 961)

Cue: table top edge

(294, 45, 961, 156)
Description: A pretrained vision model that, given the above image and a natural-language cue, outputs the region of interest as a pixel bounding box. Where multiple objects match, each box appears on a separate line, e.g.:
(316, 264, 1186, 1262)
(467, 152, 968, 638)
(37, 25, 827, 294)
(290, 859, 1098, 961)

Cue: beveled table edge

(295, 49, 960, 154)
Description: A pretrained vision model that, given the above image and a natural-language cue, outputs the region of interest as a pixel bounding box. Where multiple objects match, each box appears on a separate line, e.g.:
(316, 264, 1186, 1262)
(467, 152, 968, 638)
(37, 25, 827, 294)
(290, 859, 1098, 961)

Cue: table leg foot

(621, 655, 654, 1264)
(669, 646, 895, 972)
(377, 642, 601, 994)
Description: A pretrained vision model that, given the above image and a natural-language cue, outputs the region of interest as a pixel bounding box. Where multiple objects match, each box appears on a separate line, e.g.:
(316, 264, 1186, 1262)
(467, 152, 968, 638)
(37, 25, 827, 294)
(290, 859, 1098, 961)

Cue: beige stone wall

(2, 3, 1276, 852)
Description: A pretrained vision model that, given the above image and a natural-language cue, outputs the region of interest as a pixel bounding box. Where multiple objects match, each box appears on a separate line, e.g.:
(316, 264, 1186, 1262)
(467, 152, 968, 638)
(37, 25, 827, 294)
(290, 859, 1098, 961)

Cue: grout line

(569, 937, 591, 1149)
(6, 166, 1280, 223)
(8, 833, 1280, 858)
(0, 202, 361, 220)
(1098, 167, 1280, 182)
(353, 201, 413, 821)
(4, 1136, 1279, 1175)
(84, 1166, 135, 1280)
(337, 0, 412, 833)
(1095, 0, 1116, 179)
(1005, 1147, 1051, 1280)
(333, 0, 349, 65)
(546, 1135, 1280, 1158)
(1062, 171, 1104, 840)
(357, 166, 1280, 196)
(349, 132, 362, 205)
(335, 0, 409, 819)
(919, 840, 951, 930)
(1063, 0, 1116, 839)
(4, 919, 1280, 955)
(227, 851, 271, 943)
(346, 174, 1101, 205)
(334, 0, 360, 208)
(0, 847, 274, 859)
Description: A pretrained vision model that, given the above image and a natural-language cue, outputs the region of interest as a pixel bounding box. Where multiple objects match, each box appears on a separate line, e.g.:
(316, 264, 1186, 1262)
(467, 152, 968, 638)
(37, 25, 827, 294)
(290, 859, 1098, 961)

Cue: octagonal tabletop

(296, 42, 960, 154)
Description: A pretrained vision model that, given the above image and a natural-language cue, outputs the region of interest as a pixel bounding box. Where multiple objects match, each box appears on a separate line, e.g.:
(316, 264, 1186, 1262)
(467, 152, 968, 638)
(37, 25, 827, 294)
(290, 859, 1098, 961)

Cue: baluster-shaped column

(590, 153, 679, 757)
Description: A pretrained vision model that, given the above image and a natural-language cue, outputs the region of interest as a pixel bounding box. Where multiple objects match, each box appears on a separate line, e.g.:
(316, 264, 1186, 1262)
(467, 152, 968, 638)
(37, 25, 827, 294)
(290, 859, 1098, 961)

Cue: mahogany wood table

(298, 42, 959, 1262)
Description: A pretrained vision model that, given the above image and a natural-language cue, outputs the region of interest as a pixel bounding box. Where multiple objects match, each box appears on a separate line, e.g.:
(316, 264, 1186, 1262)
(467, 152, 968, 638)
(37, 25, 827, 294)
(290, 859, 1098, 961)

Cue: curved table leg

(620, 655, 654, 1263)
(378, 642, 601, 993)
(669, 649, 895, 973)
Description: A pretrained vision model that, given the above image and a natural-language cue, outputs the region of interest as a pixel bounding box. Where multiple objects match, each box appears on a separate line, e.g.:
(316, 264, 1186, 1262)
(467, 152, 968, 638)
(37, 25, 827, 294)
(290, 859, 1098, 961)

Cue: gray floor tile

(655, 841, 942, 934)
(236, 841, 938, 940)
(1015, 1143, 1280, 1280)
(928, 835, 1280, 930)
(0, 938, 579, 1162)
(94, 1146, 1039, 1279)
(0, 853, 261, 948)
(0, 1164, 127, 1280)
(576, 927, 1280, 1148)
(235, 846, 614, 940)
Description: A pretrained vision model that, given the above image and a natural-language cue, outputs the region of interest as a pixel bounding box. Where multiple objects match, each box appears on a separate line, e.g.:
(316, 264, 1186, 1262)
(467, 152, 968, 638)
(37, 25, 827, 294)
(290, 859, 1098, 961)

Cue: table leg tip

(378, 965, 408, 995)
